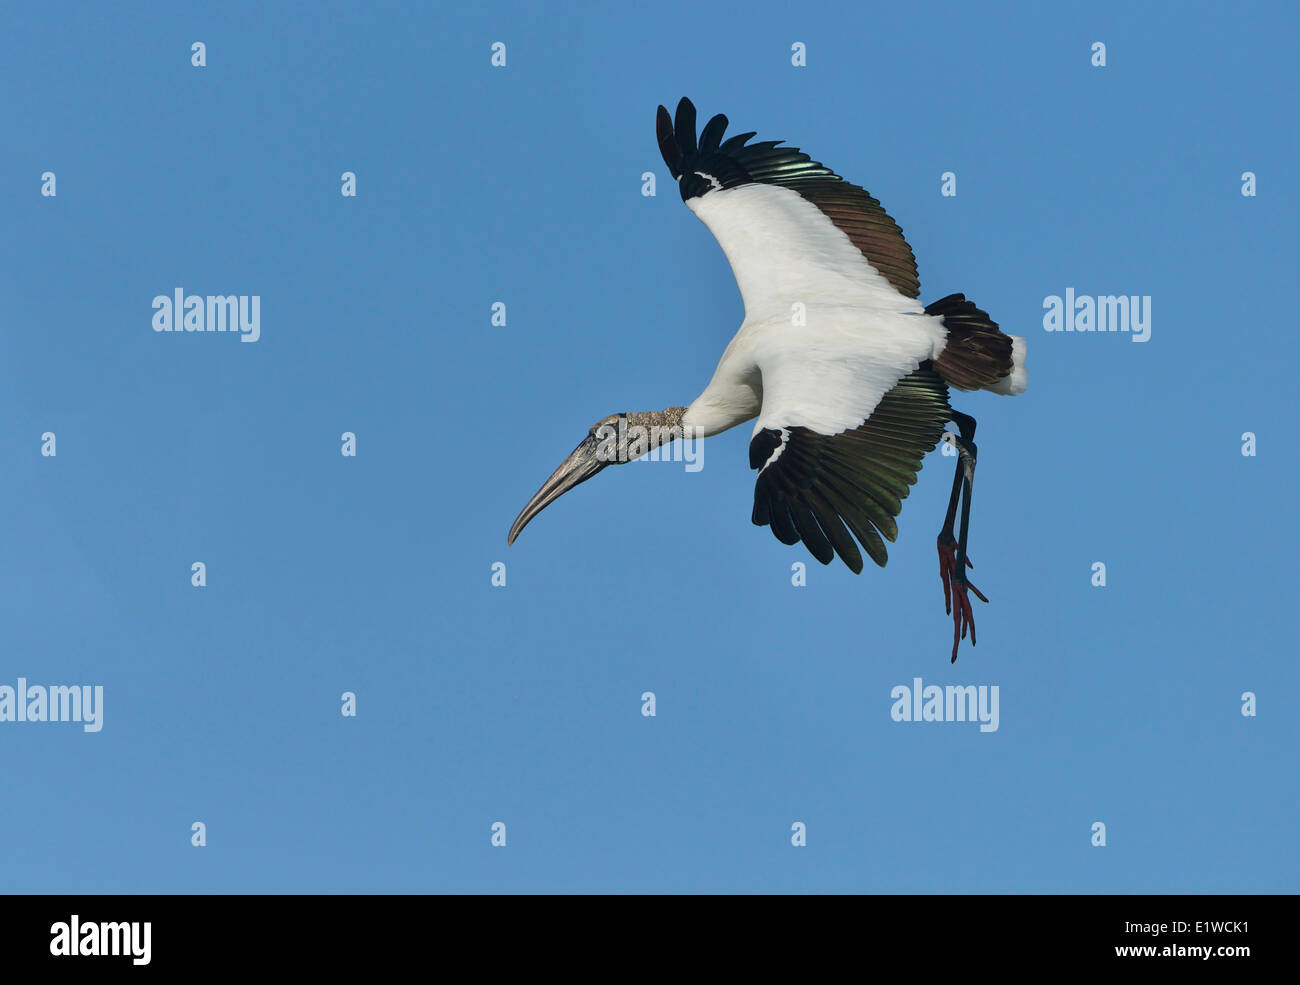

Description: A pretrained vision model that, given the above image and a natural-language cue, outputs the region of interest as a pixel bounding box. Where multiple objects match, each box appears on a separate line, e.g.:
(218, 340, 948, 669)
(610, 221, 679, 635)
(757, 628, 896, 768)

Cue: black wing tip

(698, 112, 729, 156)
(753, 489, 875, 574)
(657, 98, 704, 178)
(752, 424, 914, 575)
(658, 97, 739, 178)
(656, 104, 681, 178)
(673, 98, 698, 159)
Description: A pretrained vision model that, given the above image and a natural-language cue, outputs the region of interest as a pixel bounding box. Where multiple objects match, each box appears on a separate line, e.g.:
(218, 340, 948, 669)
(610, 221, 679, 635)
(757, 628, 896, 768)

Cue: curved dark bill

(507, 434, 607, 545)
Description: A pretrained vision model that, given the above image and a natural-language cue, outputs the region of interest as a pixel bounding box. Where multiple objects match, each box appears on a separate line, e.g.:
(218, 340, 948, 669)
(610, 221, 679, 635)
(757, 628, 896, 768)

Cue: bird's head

(506, 413, 630, 546)
(507, 409, 687, 545)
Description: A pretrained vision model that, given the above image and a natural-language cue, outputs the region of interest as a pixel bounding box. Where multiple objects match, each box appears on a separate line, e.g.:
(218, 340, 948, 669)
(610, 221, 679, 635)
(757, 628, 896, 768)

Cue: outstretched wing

(749, 366, 951, 572)
(658, 99, 950, 569)
(656, 97, 921, 316)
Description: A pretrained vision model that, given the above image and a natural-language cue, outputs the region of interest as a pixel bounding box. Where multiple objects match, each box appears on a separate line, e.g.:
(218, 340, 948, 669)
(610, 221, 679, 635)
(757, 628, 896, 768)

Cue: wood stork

(508, 98, 1026, 660)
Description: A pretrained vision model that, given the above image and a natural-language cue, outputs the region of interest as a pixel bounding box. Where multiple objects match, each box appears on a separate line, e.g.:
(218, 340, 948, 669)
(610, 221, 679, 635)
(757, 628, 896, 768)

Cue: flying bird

(508, 98, 1026, 660)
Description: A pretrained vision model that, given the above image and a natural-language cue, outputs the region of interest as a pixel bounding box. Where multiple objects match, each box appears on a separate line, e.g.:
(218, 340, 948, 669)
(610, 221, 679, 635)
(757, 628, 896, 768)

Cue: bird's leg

(937, 411, 976, 614)
(940, 422, 988, 662)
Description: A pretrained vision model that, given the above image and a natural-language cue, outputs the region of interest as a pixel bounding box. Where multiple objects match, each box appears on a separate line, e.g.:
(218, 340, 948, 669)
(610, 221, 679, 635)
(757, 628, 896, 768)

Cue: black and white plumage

(509, 98, 1027, 660)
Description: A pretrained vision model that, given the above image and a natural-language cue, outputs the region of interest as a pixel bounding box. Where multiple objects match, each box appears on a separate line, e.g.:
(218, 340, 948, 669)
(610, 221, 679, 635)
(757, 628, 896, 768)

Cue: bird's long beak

(507, 433, 608, 545)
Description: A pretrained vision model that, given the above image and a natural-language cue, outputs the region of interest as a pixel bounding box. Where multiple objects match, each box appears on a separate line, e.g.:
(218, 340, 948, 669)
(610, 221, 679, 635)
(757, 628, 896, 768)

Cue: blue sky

(0, 0, 1295, 891)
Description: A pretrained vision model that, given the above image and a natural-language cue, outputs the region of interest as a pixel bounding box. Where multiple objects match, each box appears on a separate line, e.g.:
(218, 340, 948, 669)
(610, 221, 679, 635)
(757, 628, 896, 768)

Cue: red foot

(949, 573, 988, 662)
(938, 535, 987, 661)
(936, 534, 973, 616)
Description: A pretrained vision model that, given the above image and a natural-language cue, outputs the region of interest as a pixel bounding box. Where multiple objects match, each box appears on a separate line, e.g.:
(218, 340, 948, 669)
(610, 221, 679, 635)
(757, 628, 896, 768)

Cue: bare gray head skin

(507, 407, 687, 544)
